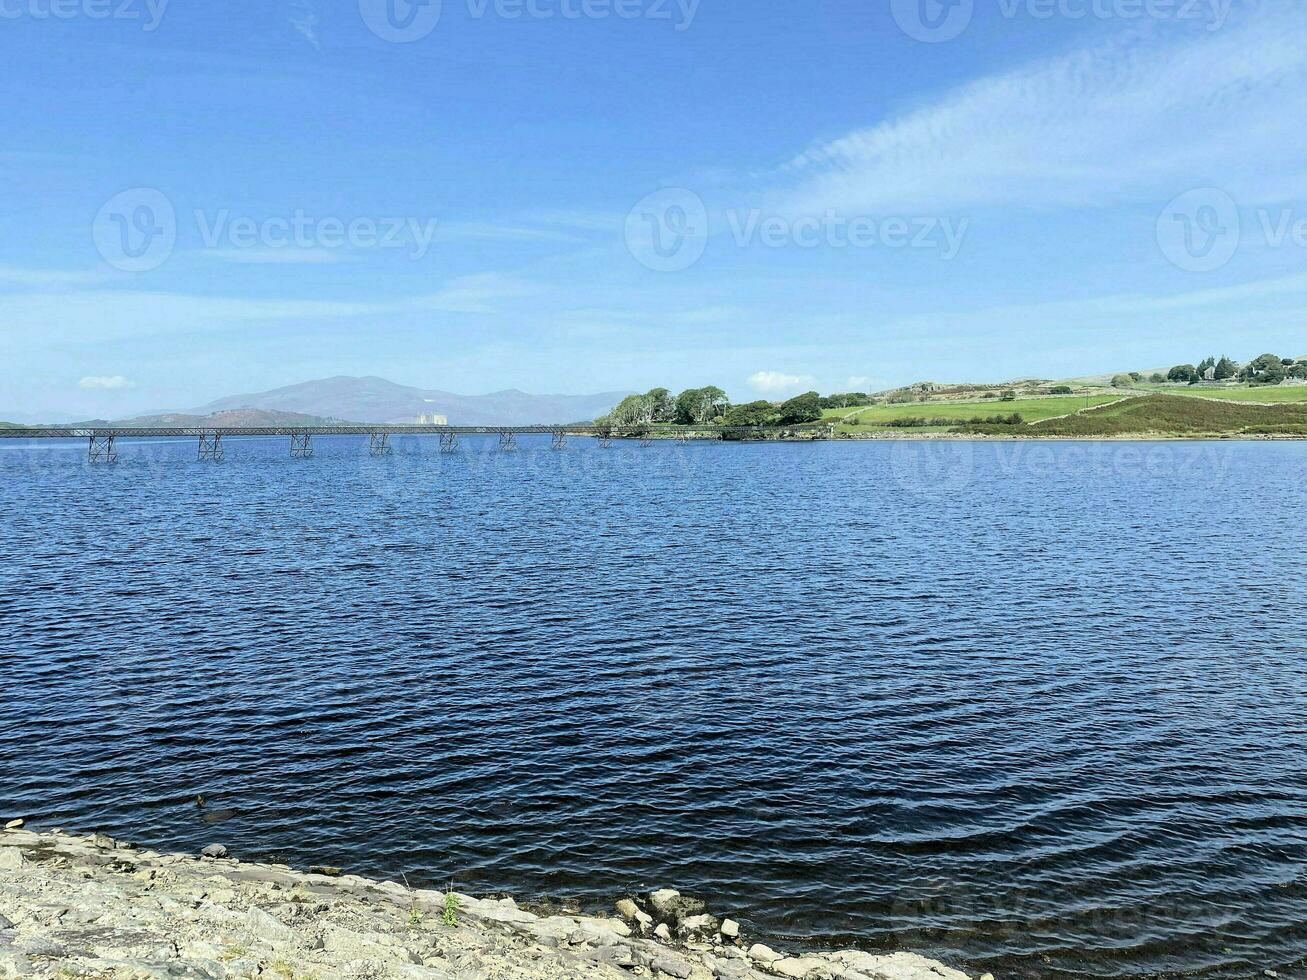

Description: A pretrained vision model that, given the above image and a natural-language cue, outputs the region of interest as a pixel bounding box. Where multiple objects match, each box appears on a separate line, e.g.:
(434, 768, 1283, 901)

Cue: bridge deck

(0, 424, 815, 439)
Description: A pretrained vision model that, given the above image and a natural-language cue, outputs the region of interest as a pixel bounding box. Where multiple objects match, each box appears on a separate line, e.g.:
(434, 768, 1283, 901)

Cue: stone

(647, 888, 709, 929)
(772, 956, 833, 978)
(588, 944, 636, 968)
(308, 865, 342, 877)
(93, 833, 117, 849)
(654, 923, 673, 942)
(200, 844, 228, 859)
(0, 848, 24, 871)
(748, 943, 784, 965)
(246, 906, 296, 944)
(616, 898, 641, 920)
(678, 912, 721, 939)
(3, 819, 23, 830)
(651, 953, 695, 978)
(720, 918, 740, 939)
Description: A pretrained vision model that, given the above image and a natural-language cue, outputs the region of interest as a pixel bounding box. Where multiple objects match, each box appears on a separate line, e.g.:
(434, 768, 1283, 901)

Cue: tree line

(598, 386, 840, 427)
(1161, 353, 1307, 386)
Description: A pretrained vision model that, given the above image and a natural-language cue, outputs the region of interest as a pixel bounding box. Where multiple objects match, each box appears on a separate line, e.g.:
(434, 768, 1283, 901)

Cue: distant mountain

(115, 409, 348, 428)
(192, 376, 630, 426)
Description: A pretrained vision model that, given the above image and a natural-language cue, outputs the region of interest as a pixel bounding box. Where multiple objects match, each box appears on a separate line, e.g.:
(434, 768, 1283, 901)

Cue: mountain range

(180, 377, 628, 426)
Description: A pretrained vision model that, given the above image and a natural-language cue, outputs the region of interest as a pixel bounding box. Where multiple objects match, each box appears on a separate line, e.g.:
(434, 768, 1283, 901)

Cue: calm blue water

(2, 435, 1305, 978)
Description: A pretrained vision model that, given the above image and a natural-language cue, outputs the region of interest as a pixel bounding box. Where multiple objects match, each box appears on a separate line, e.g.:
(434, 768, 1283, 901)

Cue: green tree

(1289, 361, 1307, 380)
(1167, 364, 1198, 384)
(605, 393, 654, 426)
(722, 400, 777, 426)
(777, 391, 823, 424)
(645, 388, 674, 423)
(1000, 390, 1017, 402)
(674, 386, 729, 424)
(1111, 374, 1134, 388)
(1214, 356, 1238, 381)
(1149, 373, 1165, 383)
(1050, 385, 1073, 395)
(1241, 353, 1288, 385)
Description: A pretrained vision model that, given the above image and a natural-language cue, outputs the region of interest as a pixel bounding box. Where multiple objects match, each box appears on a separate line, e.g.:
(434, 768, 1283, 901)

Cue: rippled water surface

(2, 436, 1306, 978)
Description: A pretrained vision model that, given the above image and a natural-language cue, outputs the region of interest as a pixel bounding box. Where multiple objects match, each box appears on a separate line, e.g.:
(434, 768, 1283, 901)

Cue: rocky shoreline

(0, 824, 984, 980)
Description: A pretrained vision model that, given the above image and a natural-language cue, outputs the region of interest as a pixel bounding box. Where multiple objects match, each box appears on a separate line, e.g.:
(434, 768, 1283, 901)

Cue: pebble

(748, 942, 784, 965)
(720, 918, 740, 939)
(654, 923, 672, 942)
(200, 844, 228, 859)
(3, 819, 23, 830)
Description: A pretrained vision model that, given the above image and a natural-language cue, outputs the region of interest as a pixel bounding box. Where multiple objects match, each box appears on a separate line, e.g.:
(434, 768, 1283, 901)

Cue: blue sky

(2, 0, 1306, 418)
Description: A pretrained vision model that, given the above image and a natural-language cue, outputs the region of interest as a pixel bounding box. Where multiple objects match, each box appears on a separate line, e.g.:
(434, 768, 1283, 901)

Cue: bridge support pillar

(198, 433, 223, 461)
(369, 432, 392, 457)
(498, 429, 517, 452)
(291, 432, 313, 459)
(88, 434, 117, 464)
(440, 432, 459, 453)
(597, 433, 612, 449)
(551, 430, 566, 450)
(639, 435, 653, 448)
(676, 432, 689, 445)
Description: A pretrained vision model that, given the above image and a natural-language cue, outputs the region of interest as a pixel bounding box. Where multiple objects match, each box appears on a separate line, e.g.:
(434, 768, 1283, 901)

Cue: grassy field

(827, 394, 1121, 430)
(959, 394, 1307, 437)
(1126, 384, 1307, 403)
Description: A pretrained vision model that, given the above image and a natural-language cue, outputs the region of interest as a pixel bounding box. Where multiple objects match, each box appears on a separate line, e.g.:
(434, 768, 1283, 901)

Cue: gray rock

(651, 953, 695, 978)
(615, 898, 641, 920)
(587, 943, 636, 968)
(246, 906, 297, 945)
(748, 942, 784, 965)
(0, 848, 24, 871)
(3, 819, 24, 830)
(200, 844, 228, 859)
(721, 918, 740, 939)
(678, 912, 721, 940)
(654, 922, 673, 942)
(646, 888, 709, 928)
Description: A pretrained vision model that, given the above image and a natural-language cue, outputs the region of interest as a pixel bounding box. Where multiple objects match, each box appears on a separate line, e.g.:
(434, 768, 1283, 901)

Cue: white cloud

(771, 4, 1307, 216)
(748, 370, 817, 395)
(78, 376, 136, 390)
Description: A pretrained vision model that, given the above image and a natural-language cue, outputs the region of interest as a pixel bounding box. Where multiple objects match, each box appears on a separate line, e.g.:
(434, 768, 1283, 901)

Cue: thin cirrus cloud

(78, 376, 136, 390)
(768, 4, 1307, 216)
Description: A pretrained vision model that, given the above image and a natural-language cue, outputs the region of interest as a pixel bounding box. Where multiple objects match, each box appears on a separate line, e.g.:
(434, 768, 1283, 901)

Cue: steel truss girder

(369, 432, 392, 457)
(290, 432, 314, 458)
